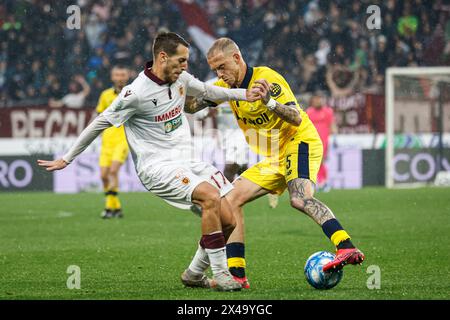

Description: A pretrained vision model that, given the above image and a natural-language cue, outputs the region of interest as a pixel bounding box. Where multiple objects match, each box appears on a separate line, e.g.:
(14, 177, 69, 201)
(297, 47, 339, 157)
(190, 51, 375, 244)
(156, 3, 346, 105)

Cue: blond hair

(207, 38, 240, 58)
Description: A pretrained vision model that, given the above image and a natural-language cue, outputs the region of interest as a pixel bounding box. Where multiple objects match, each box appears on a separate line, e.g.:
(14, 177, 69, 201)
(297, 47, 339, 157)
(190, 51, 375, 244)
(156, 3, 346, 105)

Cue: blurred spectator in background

(326, 64, 359, 98)
(49, 75, 90, 108)
(306, 92, 336, 191)
(397, 4, 418, 39)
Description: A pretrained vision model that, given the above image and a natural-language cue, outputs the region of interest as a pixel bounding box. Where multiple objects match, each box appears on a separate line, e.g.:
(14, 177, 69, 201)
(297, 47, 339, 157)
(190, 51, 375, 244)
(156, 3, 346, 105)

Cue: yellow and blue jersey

(214, 66, 318, 159)
(215, 66, 322, 192)
(96, 87, 129, 167)
(96, 88, 127, 146)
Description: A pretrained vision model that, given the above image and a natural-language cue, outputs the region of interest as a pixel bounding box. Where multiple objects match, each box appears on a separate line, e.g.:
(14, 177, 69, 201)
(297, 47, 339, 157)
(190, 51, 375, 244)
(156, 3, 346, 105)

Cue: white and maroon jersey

(102, 62, 247, 187)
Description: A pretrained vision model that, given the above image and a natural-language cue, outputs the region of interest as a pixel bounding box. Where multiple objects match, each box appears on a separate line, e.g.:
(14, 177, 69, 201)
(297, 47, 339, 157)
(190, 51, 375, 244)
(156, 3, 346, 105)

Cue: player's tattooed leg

(287, 178, 335, 225)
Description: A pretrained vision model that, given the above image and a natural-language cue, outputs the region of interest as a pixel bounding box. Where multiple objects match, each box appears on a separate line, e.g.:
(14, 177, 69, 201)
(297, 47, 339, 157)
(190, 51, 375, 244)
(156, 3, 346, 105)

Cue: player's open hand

(252, 79, 272, 104)
(37, 159, 68, 171)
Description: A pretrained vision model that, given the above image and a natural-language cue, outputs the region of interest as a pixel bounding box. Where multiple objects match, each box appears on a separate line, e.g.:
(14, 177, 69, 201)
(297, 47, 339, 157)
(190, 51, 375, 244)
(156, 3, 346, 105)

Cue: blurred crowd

(0, 0, 449, 107)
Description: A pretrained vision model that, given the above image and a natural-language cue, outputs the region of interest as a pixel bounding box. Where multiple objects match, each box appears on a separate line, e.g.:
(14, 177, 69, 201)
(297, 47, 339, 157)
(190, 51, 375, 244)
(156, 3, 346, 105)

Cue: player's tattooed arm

(270, 101, 302, 126)
(287, 178, 335, 225)
(252, 79, 302, 126)
(184, 97, 218, 114)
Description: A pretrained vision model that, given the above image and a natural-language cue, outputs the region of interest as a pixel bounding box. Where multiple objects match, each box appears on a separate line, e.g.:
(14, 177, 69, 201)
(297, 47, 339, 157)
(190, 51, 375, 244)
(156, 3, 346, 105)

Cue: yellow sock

(322, 219, 353, 248)
(106, 194, 115, 210)
(226, 243, 246, 278)
(113, 195, 121, 210)
(110, 188, 120, 210)
(331, 230, 351, 247)
(228, 257, 246, 268)
(104, 188, 112, 210)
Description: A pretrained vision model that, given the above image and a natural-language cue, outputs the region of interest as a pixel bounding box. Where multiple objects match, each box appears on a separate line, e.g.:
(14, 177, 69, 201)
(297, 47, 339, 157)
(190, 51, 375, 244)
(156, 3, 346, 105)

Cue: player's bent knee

(194, 184, 221, 210)
(202, 192, 221, 210)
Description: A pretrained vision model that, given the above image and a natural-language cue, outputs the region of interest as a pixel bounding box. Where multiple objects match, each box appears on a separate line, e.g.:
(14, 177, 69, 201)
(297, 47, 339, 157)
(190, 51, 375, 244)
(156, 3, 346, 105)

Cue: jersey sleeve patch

(270, 83, 283, 98)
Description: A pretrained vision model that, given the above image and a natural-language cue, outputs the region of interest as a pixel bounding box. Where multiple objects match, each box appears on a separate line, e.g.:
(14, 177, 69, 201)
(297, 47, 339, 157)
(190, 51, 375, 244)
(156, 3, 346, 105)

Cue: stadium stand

(0, 0, 449, 107)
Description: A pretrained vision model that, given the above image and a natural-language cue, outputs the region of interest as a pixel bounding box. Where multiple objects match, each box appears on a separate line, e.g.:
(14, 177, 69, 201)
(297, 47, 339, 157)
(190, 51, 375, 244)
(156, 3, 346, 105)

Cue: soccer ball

(304, 251, 343, 290)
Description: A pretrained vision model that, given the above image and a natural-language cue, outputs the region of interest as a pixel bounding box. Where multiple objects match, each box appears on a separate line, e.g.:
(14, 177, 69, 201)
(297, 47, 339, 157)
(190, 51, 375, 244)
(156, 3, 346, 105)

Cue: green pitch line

(0, 187, 449, 300)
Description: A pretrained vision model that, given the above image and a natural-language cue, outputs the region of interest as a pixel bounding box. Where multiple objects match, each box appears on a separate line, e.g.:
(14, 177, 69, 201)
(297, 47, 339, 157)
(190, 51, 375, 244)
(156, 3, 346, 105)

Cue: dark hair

(153, 32, 190, 57)
(112, 64, 129, 70)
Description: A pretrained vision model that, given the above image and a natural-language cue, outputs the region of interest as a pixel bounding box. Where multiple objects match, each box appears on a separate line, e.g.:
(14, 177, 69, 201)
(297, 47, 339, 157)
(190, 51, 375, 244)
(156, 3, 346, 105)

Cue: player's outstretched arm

(202, 83, 261, 102)
(184, 97, 218, 114)
(37, 159, 68, 171)
(185, 88, 260, 114)
(253, 79, 302, 126)
(37, 114, 112, 172)
(184, 72, 260, 103)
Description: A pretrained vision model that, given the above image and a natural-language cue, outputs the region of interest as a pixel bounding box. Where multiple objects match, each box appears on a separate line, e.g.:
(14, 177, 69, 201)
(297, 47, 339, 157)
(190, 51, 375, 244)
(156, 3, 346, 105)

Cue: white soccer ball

(304, 251, 343, 290)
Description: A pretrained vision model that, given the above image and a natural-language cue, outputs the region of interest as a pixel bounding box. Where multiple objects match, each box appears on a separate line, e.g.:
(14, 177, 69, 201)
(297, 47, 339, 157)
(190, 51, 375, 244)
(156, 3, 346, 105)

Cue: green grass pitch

(0, 187, 449, 300)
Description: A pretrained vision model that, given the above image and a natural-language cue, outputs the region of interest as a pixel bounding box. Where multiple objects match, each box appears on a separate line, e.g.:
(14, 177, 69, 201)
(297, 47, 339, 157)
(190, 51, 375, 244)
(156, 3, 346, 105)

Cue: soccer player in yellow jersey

(96, 65, 130, 218)
(201, 38, 365, 288)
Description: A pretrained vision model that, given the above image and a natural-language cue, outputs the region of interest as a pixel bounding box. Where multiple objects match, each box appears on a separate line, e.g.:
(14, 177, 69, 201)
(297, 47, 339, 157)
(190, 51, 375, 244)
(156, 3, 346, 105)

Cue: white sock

(188, 245, 209, 275)
(205, 247, 228, 276)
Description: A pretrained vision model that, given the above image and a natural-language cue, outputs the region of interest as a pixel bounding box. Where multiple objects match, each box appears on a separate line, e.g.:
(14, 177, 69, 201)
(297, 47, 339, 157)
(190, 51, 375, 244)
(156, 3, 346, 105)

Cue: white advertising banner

(54, 153, 145, 193)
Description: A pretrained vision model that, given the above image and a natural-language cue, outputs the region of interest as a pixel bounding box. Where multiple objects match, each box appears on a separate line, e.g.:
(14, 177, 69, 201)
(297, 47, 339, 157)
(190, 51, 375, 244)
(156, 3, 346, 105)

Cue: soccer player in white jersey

(37, 32, 262, 292)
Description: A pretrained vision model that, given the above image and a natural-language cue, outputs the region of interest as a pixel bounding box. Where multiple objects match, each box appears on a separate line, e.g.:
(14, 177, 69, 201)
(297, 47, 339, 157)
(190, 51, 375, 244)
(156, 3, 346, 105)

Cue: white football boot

(181, 269, 212, 288)
(210, 270, 242, 291)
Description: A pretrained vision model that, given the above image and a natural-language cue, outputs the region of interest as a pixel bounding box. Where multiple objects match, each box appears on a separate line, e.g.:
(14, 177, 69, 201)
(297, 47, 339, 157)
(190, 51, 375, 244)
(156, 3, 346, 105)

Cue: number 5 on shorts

(286, 155, 292, 169)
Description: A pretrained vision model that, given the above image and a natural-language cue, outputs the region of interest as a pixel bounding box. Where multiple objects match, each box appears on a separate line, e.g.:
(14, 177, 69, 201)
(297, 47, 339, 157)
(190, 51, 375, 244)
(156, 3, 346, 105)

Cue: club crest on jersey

(179, 85, 184, 96)
(270, 83, 282, 98)
(174, 170, 190, 185)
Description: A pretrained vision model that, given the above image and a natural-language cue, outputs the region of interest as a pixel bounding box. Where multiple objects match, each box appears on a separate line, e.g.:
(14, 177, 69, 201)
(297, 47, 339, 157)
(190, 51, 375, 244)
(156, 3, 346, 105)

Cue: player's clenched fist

(245, 86, 263, 102)
(251, 79, 273, 104)
(37, 159, 68, 171)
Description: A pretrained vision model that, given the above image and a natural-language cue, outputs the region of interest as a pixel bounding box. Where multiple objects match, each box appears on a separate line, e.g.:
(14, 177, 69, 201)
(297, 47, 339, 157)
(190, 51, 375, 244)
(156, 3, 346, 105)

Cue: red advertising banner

(0, 107, 97, 138)
(327, 93, 369, 134)
(326, 93, 385, 134)
(365, 93, 385, 133)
